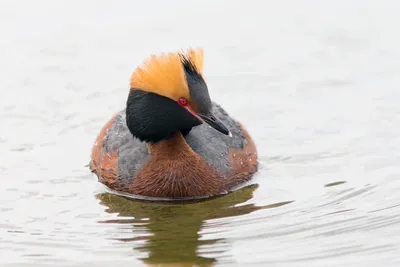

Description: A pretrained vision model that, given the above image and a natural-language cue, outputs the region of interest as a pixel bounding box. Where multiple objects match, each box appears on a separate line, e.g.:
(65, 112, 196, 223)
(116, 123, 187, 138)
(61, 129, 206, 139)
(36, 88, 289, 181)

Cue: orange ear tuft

(130, 48, 205, 101)
(187, 48, 204, 74)
(130, 52, 189, 101)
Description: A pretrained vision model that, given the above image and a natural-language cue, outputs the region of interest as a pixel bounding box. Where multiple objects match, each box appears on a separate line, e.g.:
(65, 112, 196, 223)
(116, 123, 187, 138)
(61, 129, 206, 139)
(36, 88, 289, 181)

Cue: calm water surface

(1, 1, 400, 266)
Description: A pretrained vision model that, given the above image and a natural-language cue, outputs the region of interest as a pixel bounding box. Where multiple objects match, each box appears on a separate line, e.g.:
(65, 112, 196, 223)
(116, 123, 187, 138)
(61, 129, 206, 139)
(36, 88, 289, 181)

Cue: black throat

(126, 90, 202, 143)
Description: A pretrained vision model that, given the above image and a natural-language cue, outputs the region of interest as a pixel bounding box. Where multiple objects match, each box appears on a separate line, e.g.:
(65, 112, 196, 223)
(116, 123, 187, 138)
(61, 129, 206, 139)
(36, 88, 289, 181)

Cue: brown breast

(128, 132, 224, 198)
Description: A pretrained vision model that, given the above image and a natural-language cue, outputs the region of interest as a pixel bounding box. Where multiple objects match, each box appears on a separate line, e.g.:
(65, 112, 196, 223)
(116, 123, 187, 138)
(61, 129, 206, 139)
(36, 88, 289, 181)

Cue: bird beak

(199, 113, 231, 136)
(184, 106, 231, 136)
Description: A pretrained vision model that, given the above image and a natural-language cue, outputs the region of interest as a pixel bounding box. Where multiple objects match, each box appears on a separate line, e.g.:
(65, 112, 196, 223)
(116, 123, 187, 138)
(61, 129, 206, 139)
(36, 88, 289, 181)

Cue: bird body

(90, 48, 258, 199)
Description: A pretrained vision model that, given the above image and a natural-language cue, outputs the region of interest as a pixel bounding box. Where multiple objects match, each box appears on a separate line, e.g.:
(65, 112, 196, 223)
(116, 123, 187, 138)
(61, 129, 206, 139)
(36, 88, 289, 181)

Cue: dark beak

(199, 113, 231, 136)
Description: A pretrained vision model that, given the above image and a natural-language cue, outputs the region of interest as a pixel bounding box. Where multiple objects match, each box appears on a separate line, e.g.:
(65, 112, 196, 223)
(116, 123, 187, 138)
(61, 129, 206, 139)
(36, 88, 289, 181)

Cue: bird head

(126, 48, 230, 143)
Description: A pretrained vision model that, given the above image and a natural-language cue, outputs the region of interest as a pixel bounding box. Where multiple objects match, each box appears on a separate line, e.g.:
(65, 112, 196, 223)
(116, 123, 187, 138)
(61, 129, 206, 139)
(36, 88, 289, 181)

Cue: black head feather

(126, 90, 202, 143)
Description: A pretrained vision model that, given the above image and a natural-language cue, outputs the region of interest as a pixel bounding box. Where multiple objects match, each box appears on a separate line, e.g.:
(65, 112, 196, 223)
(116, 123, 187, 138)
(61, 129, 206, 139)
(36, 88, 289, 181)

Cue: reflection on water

(97, 185, 292, 266)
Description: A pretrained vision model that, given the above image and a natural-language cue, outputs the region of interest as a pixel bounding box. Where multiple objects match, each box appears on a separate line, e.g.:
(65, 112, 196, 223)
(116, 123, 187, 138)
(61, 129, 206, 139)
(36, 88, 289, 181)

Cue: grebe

(90, 48, 258, 199)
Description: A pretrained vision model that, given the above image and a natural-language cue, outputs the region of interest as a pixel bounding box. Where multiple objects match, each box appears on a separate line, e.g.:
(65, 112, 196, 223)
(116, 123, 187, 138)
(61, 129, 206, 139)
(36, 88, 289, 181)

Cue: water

(1, 1, 400, 266)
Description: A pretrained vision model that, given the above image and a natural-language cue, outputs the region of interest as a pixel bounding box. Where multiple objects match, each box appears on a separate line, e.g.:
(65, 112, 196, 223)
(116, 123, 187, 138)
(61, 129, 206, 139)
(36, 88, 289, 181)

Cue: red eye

(178, 97, 188, 106)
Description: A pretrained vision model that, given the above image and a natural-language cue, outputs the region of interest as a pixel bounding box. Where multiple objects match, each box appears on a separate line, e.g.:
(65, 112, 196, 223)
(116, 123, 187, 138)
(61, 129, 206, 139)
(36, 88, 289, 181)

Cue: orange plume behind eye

(130, 48, 204, 102)
(187, 48, 204, 74)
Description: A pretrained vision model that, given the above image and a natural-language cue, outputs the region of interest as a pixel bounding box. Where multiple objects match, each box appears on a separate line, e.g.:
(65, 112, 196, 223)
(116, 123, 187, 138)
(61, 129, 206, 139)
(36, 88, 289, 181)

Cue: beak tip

(198, 113, 231, 137)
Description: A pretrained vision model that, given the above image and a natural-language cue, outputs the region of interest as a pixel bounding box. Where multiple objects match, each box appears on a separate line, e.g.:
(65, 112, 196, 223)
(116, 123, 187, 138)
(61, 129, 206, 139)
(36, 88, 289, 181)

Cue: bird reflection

(96, 184, 292, 267)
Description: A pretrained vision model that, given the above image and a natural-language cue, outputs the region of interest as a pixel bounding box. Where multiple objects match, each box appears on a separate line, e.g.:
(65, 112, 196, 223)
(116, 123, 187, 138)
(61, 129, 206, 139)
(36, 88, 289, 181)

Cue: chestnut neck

(146, 131, 194, 159)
